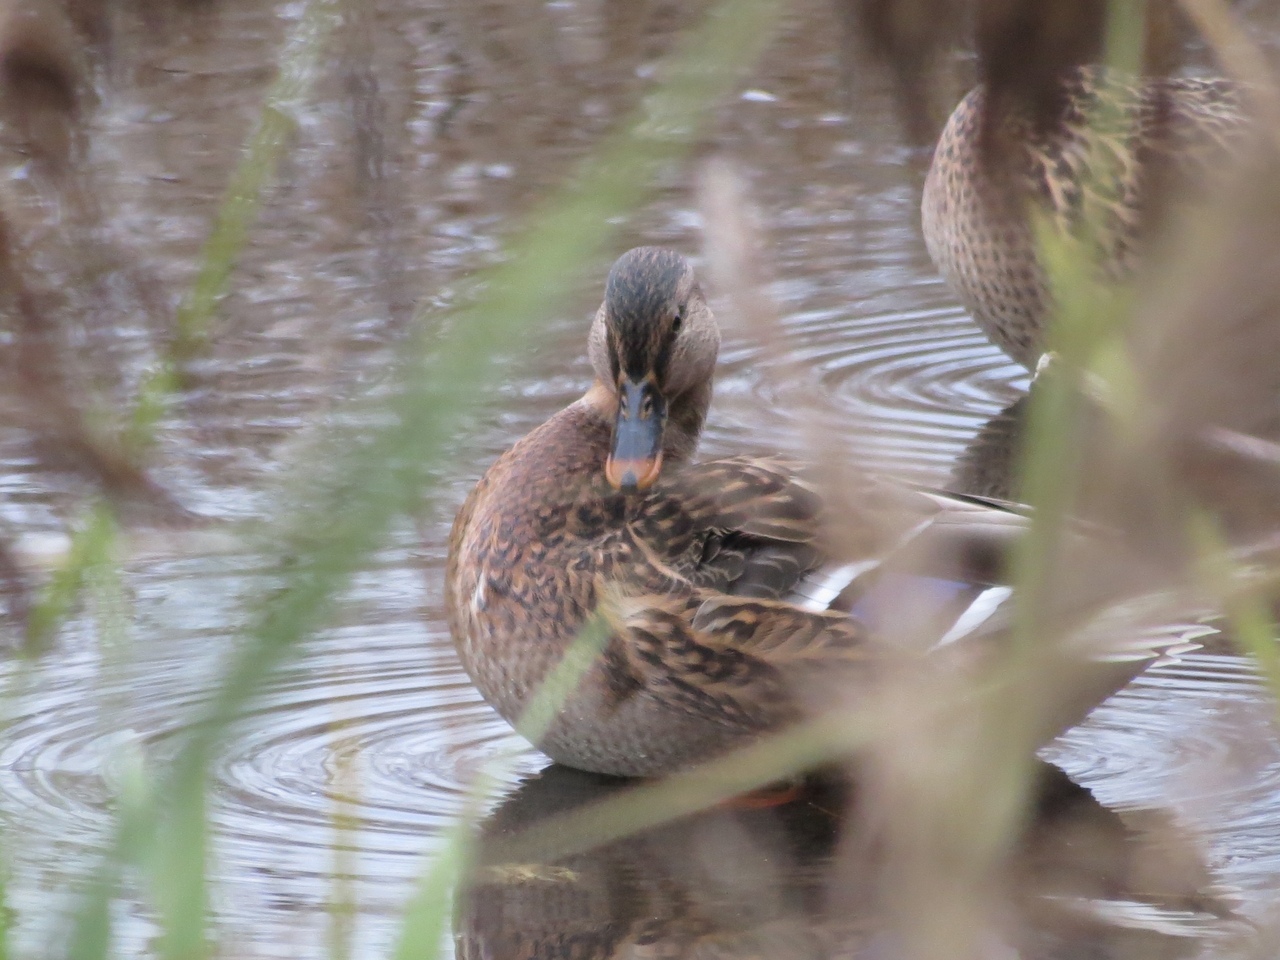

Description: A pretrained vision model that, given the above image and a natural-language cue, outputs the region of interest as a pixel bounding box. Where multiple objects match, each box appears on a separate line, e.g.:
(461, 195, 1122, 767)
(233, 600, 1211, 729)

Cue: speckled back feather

(923, 66, 1252, 368)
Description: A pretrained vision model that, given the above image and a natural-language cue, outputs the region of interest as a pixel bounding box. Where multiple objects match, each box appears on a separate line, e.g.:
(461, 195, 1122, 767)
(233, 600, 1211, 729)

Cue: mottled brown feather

(923, 66, 1253, 369)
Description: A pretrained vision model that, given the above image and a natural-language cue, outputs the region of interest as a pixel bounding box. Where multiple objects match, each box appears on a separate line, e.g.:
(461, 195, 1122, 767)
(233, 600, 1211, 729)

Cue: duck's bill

(605, 452, 663, 492)
(606, 378, 666, 492)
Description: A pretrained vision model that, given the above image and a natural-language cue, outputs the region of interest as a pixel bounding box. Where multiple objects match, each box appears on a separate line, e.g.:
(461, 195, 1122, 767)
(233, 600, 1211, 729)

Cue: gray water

(0, 1, 1278, 957)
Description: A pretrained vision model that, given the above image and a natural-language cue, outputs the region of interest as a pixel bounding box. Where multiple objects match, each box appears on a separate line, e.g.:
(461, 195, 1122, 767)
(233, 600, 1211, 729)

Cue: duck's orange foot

(723, 780, 805, 810)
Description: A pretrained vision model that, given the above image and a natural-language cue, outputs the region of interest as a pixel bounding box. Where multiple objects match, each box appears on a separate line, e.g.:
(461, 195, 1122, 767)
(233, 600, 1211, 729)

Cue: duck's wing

(596, 585, 872, 733)
(792, 483, 1027, 639)
(603, 471, 1019, 729)
(583, 457, 870, 733)
(643, 455, 825, 600)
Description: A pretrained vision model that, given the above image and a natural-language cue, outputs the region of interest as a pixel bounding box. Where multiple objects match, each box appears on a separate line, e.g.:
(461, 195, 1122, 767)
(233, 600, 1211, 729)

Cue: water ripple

(1048, 654, 1280, 907)
(709, 301, 1026, 478)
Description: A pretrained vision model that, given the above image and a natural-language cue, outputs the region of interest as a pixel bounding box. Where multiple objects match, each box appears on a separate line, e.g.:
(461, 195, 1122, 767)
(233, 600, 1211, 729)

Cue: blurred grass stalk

(58, 0, 792, 958)
(1175, 0, 1280, 710)
(393, 615, 609, 960)
(324, 733, 359, 960)
(935, 4, 1280, 960)
(869, 3, 1156, 958)
(26, 504, 117, 652)
(0, 861, 8, 960)
(27, 0, 346, 653)
(132, 0, 345, 439)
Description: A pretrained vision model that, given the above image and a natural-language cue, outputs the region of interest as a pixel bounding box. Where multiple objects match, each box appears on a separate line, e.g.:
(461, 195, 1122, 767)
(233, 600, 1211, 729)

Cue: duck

(922, 65, 1251, 369)
(444, 246, 1210, 778)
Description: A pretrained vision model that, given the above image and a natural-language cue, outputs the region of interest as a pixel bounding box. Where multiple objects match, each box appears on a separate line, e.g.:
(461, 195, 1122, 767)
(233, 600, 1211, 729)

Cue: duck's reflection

(953, 381, 1280, 543)
(457, 763, 1234, 960)
(951, 394, 1028, 502)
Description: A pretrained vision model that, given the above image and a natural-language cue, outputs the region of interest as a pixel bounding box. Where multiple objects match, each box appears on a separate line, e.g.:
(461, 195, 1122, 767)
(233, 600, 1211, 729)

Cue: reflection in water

(950, 394, 1028, 503)
(459, 764, 1237, 960)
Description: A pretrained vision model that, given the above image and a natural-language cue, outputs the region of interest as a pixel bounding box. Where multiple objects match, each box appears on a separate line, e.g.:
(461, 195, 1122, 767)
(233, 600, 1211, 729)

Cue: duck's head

(587, 247, 719, 493)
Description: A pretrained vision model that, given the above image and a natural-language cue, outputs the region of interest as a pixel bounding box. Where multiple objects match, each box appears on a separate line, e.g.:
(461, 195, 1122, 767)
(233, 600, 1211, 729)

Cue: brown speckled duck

(922, 66, 1251, 369)
(445, 246, 1209, 777)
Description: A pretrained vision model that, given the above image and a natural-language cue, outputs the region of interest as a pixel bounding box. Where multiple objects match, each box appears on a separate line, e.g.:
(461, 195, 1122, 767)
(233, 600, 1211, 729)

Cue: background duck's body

(922, 67, 1250, 368)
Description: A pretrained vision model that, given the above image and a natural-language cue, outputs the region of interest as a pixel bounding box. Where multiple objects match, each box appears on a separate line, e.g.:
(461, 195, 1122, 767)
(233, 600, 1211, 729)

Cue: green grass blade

(391, 787, 487, 960)
(37, 0, 344, 657)
(132, 0, 343, 440)
(27, 505, 118, 655)
(0, 851, 10, 960)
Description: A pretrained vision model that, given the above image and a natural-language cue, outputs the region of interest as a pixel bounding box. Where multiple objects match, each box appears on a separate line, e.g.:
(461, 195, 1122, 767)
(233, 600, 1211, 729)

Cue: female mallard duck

(445, 246, 1208, 778)
(922, 66, 1251, 369)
